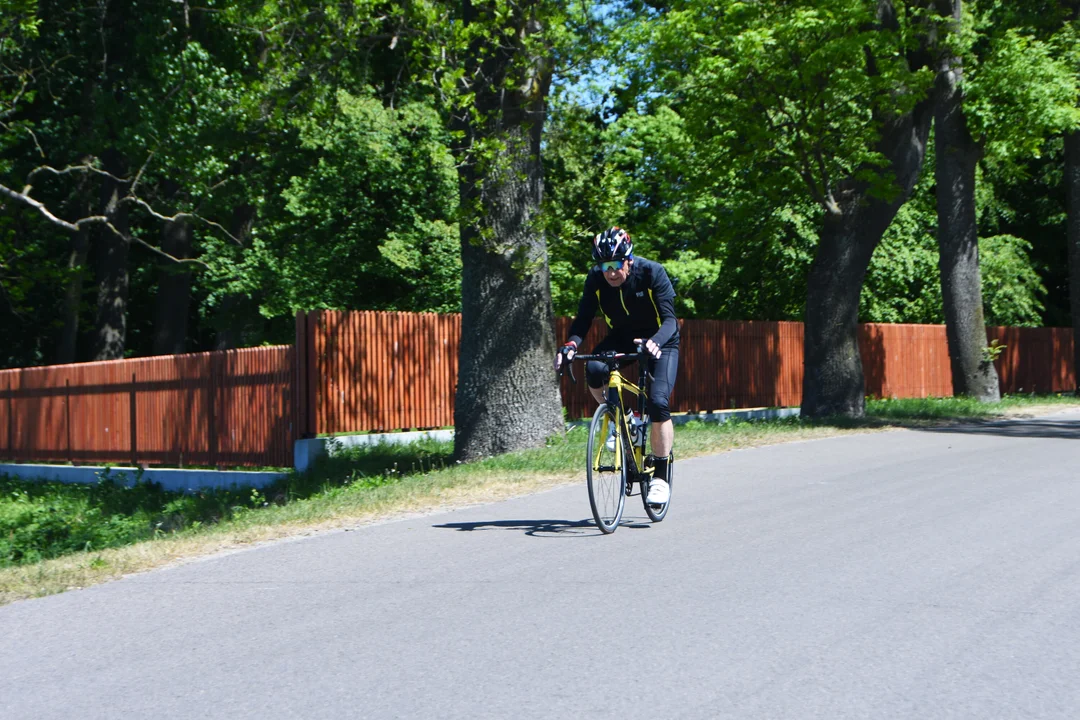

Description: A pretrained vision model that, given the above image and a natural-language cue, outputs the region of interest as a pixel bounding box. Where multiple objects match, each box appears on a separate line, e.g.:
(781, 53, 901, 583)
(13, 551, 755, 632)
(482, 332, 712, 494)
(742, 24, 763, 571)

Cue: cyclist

(553, 226, 680, 505)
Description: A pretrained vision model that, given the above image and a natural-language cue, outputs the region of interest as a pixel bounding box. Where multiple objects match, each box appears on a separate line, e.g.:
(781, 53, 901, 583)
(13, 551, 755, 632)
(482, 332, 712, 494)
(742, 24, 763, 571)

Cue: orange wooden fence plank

(2, 314, 1075, 466)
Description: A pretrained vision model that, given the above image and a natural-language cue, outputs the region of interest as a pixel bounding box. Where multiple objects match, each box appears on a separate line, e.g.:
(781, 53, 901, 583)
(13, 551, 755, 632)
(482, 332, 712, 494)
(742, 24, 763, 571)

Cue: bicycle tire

(586, 403, 626, 534)
(643, 452, 673, 522)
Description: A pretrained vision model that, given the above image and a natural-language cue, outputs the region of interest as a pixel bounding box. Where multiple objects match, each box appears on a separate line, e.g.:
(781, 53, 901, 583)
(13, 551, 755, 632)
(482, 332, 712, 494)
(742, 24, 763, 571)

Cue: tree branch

(127, 231, 210, 268)
(28, 162, 128, 186)
(0, 181, 95, 231)
(123, 196, 244, 246)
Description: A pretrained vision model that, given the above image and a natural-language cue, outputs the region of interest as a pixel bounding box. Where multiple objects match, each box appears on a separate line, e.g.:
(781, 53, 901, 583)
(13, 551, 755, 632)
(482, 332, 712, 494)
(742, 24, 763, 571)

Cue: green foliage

(864, 392, 1080, 420)
(237, 90, 460, 315)
(860, 147, 1046, 327)
(861, 196, 943, 324)
(1, 0, 1078, 370)
(655, 0, 935, 212)
(0, 437, 458, 567)
(0, 473, 243, 567)
(967, 27, 1080, 169)
(982, 338, 1006, 363)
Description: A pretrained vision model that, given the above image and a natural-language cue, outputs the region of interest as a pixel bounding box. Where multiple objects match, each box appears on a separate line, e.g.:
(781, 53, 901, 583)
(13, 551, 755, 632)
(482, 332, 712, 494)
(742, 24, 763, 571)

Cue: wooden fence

(299, 311, 1077, 436)
(1, 311, 1075, 468)
(0, 346, 296, 468)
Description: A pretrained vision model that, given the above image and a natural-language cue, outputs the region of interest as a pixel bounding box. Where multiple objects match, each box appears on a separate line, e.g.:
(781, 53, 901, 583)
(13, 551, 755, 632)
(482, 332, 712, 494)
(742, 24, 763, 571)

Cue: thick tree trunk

(802, 87, 936, 418)
(151, 180, 193, 355)
(1066, 129, 1080, 393)
(933, 0, 999, 401)
(451, 2, 563, 461)
(92, 150, 131, 360)
(803, 213, 880, 417)
(151, 215, 193, 355)
(56, 79, 98, 364)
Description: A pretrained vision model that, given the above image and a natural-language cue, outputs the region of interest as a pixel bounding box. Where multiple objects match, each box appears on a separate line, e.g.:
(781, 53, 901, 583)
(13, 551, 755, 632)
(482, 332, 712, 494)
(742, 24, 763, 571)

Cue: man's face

(600, 258, 631, 287)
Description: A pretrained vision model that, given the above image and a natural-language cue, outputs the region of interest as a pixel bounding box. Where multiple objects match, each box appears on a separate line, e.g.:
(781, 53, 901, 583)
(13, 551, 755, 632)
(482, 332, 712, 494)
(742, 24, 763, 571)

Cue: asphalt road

(4, 411, 1080, 719)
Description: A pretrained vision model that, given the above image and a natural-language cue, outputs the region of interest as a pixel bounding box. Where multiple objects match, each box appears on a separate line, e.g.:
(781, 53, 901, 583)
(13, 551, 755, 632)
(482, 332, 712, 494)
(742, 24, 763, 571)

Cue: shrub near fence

(0, 346, 296, 468)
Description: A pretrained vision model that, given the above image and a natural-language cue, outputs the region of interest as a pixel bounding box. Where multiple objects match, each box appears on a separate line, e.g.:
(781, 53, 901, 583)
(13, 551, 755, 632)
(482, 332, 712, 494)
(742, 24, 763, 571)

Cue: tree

(933, 0, 999, 400)
(652, 0, 941, 417)
(448, 0, 567, 461)
(931, 0, 1080, 400)
(1, 1, 247, 361)
(1069, 130, 1080, 390)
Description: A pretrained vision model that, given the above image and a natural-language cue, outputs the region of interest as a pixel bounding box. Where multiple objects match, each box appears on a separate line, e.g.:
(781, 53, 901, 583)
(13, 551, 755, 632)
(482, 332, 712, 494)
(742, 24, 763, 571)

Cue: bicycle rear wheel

(643, 452, 673, 522)
(586, 403, 626, 534)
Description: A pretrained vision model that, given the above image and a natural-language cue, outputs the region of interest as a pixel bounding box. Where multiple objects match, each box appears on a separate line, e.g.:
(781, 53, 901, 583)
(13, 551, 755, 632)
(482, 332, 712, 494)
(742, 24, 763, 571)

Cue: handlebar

(558, 343, 649, 384)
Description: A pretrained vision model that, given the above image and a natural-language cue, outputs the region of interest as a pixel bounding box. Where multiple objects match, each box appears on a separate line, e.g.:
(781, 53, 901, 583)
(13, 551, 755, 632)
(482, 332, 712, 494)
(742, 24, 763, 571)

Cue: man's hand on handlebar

(634, 337, 662, 359)
(554, 341, 577, 373)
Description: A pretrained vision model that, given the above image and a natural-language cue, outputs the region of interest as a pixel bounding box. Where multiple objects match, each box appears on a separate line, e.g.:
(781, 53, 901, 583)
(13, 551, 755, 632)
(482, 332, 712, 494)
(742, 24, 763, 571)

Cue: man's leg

(650, 419, 673, 457)
(645, 347, 679, 504)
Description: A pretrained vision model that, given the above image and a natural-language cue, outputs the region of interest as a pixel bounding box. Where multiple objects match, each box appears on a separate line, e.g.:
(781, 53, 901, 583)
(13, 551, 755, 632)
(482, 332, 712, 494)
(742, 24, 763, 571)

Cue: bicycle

(560, 343, 674, 534)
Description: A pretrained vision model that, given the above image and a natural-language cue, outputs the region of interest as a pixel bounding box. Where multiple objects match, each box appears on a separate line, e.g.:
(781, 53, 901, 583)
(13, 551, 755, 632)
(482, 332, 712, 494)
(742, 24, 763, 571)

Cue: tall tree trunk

(56, 225, 90, 364)
(92, 150, 131, 360)
(151, 216, 193, 355)
(933, 0, 999, 401)
(56, 79, 98, 364)
(152, 181, 193, 356)
(802, 1, 937, 418)
(1066, 128, 1080, 393)
(451, 2, 563, 461)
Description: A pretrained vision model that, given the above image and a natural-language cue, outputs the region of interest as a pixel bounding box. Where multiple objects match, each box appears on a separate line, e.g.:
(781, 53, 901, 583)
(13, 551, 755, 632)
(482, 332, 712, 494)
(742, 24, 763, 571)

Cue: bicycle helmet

(592, 226, 633, 263)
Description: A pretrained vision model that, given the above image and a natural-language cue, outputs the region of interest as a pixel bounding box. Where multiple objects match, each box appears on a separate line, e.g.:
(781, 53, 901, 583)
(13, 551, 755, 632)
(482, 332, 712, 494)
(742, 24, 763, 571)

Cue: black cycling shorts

(585, 335, 679, 423)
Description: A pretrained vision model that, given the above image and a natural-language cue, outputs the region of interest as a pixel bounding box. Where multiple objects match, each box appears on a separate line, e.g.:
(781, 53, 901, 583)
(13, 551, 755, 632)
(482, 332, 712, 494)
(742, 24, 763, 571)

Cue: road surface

(3, 412, 1080, 719)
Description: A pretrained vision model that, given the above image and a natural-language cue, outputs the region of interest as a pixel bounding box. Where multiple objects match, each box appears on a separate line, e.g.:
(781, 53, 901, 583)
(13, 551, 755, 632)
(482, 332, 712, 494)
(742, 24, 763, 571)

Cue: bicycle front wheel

(586, 403, 626, 534)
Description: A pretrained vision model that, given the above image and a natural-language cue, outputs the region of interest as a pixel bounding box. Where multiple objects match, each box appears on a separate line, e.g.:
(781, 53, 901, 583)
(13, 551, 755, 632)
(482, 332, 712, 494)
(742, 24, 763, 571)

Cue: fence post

(129, 373, 137, 467)
(295, 311, 312, 439)
(208, 354, 218, 468)
(4, 375, 10, 461)
(66, 379, 72, 464)
(307, 311, 319, 437)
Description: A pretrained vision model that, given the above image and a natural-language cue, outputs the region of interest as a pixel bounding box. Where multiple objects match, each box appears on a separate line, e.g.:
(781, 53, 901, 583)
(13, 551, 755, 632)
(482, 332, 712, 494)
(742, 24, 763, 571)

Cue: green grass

(0, 473, 266, 567)
(864, 392, 1080, 421)
(2, 393, 1079, 586)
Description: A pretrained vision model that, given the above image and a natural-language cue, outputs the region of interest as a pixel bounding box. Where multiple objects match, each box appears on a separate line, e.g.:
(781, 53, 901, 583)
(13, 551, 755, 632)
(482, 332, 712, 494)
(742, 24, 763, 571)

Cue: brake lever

(557, 357, 578, 384)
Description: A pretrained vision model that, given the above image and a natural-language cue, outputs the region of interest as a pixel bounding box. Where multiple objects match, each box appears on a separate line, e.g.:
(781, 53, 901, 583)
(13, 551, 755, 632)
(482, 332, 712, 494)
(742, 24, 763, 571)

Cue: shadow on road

(912, 418, 1080, 441)
(432, 517, 654, 537)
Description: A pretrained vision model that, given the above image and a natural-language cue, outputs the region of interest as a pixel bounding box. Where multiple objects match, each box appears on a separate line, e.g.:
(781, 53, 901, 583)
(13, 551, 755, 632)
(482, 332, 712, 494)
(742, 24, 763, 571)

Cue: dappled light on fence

(0, 346, 295, 468)
(990, 326, 1074, 395)
(860, 323, 954, 399)
(300, 310, 459, 435)
(1, 312, 1075, 466)
(301, 312, 1075, 434)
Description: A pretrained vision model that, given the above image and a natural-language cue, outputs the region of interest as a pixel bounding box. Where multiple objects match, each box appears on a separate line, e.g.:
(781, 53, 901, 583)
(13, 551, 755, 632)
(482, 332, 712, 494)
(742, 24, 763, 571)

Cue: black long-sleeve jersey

(567, 257, 680, 349)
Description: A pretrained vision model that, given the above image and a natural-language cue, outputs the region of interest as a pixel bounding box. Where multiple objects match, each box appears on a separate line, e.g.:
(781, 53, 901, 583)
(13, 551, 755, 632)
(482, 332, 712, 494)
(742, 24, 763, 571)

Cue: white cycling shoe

(605, 428, 617, 452)
(646, 478, 670, 505)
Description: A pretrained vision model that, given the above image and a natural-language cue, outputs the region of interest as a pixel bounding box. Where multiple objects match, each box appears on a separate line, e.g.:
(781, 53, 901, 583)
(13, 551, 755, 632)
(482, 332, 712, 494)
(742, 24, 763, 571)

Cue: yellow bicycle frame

(595, 367, 649, 476)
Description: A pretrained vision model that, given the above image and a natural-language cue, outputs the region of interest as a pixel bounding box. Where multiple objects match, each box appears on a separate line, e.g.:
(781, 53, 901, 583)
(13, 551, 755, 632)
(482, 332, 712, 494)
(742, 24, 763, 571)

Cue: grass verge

(3, 393, 1078, 605)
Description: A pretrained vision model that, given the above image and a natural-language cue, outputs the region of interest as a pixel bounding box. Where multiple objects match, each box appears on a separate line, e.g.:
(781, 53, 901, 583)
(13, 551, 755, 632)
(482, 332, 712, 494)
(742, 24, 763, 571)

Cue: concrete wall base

(294, 429, 454, 473)
(293, 408, 801, 472)
(2, 408, 800, 487)
(0, 463, 286, 493)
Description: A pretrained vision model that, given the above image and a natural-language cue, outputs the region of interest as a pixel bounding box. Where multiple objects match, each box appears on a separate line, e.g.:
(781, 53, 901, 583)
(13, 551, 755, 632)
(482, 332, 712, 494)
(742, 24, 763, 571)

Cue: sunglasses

(598, 259, 625, 272)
